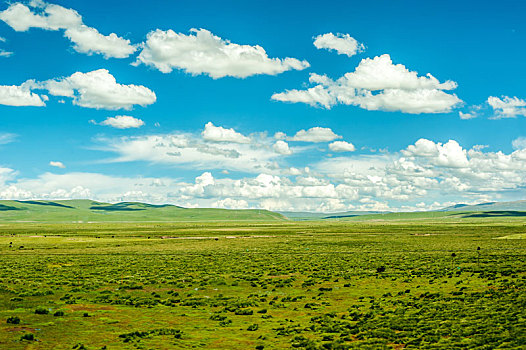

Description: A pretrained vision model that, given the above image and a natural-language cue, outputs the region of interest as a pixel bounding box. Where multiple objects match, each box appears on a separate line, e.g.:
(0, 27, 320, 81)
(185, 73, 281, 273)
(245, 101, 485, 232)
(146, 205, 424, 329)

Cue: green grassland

(0, 219, 525, 349)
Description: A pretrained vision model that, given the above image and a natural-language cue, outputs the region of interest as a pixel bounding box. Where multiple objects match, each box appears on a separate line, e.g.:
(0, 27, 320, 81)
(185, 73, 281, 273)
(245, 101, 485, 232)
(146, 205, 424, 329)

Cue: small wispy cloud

(0, 50, 13, 57)
(0, 133, 17, 144)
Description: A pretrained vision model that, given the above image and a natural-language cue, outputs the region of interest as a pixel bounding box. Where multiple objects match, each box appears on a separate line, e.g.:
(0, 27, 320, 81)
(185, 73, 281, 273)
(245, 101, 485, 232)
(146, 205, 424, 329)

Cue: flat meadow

(0, 219, 525, 349)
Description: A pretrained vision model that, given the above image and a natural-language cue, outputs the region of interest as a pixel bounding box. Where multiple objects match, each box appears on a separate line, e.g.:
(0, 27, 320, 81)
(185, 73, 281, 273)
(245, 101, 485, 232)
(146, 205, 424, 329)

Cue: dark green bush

(235, 308, 253, 315)
(247, 324, 259, 331)
(34, 307, 49, 315)
(6, 316, 20, 324)
(20, 333, 35, 341)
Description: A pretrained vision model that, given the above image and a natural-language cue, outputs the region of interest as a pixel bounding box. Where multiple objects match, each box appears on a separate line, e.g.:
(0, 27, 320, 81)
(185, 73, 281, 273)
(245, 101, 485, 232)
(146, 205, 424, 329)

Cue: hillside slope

(278, 211, 385, 220)
(0, 200, 286, 222)
(441, 200, 526, 212)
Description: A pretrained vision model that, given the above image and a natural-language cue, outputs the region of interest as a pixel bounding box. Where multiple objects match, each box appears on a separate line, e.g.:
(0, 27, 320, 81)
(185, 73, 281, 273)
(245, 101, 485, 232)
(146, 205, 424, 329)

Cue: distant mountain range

(440, 200, 526, 212)
(279, 200, 526, 220)
(0, 199, 525, 223)
(0, 199, 286, 222)
(278, 211, 385, 220)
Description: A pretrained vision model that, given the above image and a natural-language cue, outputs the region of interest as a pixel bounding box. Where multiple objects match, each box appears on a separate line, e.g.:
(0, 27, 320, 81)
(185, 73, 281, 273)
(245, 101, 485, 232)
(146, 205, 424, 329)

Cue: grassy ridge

(335, 210, 526, 221)
(0, 200, 286, 222)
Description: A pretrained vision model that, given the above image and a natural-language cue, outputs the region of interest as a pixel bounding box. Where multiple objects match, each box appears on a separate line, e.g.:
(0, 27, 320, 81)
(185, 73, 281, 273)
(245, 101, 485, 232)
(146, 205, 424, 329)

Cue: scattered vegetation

(0, 220, 524, 349)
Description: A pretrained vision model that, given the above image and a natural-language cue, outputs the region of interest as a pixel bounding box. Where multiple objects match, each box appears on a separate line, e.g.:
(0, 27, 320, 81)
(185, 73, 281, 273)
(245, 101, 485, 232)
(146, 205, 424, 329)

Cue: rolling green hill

(280, 200, 526, 222)
(1, 199, 525, 223)
(327, 209, 526, 222)
(441, 200, 526, 212)
(278, 210, 385, 220)
(0, 200, 286, 222)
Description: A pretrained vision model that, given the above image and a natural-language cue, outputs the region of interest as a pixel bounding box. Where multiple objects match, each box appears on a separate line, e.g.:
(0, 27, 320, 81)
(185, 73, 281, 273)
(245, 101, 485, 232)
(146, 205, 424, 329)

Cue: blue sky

(0, 0, 525, 212)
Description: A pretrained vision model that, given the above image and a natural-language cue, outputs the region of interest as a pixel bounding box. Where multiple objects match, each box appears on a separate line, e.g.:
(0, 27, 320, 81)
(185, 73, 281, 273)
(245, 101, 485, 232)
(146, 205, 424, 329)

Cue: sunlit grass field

(1, 220, 525, 349)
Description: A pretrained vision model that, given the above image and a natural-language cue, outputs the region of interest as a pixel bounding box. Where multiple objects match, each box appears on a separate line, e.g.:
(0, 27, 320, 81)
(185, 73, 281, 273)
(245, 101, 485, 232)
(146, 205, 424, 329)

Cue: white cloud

(342, 54, 457, 91)
(403, 139, 469, 168)
(201, 122, 250, 143)
(285, 167, 302, 176)
(0, 2, 135, 58)
(315, 138, 526, 206)
(134, 28, 310, 78)
(0, 133, 17, 144)
(355, 89, 462, 114)
(273, 140, 292, 155)
(38, 69, 156, 110)
(290, 127, 342, 142)
(0, 185, 33, 200)
(99, 115, 145, 129)
(487, 96, 526, 118)
(0, 1, 82, 31)
(0, 172, 154, 202)
(101, 131, 282, 173)
(313, 32, 365, 57)
(0, 37, 8, 57)
(49, 161, 65, 168)
(0, 50, 13, 57)
(212, 198, 249, 209)
(64, 25, 136, 59)
(272, 83, 336, 109)
(274, 131, 287, 140)
(272, 54, 462, 114)
(329, 141, 355, 152)
(459, 111, 477, 120)
(0, 82, 46, 106)
(512, 137, 526, 150)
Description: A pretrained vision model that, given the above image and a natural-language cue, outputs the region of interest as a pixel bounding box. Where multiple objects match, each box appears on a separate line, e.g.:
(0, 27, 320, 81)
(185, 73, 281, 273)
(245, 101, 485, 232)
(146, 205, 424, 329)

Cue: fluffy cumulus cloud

(329, 141, 355, 152)
(272, 54, 462, 114)
(273, 140, 292, 155)
(0, 81, 46, 106)
(403, 139, 469, 168)
(134, 28, 310, 78)
(487, 96, 526, 118)
(1, 137, 526, 211)
(0, 1, 135, 58)
(98, 115, 145, 129)
(289, 127, 342, 142)
(37, 69, 156, 109)
(49, 161, 65, 168)
(201, 122, 250, 143)
(313, 33, 365, 57)
(512, 137, 526, 150)
(63, 25, 136, 58)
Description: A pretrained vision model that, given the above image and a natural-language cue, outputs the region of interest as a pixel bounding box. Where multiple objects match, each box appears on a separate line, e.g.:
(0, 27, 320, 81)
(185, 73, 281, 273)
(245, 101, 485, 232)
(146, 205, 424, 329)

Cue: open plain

(1, 218, 525, 349)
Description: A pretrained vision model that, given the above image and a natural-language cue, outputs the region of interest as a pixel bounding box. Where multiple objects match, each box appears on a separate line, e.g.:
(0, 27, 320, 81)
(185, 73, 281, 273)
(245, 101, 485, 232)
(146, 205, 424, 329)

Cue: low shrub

(34, 307, 49, 315)
(7, 316, 20, 324)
